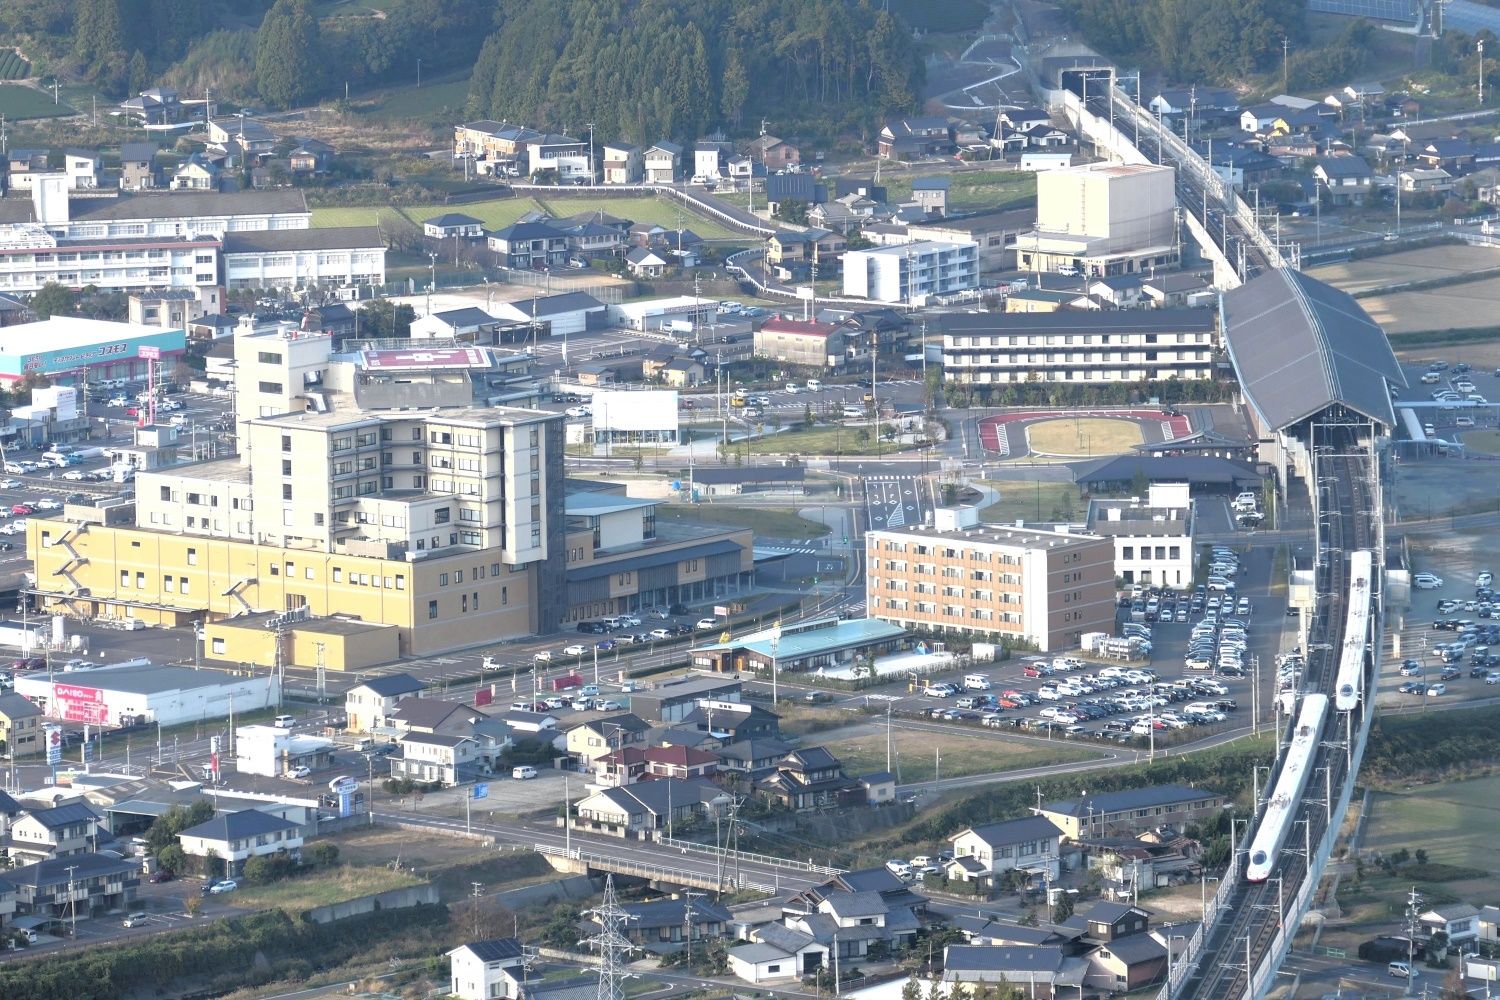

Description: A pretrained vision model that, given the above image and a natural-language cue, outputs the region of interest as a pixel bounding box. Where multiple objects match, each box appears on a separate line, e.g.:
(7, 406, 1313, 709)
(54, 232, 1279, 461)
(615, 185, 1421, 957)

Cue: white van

(842, 405, 864, 418)
(806, 379, 822, 391)
(512, 765, 538, 780)
(963, 674, 992, 690)
(1387, 961, 1413, 978)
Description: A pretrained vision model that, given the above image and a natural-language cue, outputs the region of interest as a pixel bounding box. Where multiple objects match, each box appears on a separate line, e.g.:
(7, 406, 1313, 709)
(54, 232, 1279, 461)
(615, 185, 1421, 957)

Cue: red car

(9, 505, 32, 515)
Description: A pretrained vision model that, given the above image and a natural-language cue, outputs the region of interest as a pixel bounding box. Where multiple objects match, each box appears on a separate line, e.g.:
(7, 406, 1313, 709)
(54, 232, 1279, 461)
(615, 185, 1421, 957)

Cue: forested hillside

(1058, 0, 1305, 82)
(464, 0, 922, 143)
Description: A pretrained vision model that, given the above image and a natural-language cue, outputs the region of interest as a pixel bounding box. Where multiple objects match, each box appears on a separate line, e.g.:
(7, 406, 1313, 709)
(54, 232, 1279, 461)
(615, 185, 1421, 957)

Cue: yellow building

(0, 692, 42, 757)
(28, 326, 566, 665)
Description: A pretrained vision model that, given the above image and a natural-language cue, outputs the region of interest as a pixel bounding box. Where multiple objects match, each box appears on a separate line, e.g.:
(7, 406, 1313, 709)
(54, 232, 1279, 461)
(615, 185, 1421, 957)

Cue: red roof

(760, 318, 839, 338)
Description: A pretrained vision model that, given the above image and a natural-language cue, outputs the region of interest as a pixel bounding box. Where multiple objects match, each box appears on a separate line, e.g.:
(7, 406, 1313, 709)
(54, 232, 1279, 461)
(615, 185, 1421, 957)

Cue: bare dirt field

(1307, 244, 1500, 295)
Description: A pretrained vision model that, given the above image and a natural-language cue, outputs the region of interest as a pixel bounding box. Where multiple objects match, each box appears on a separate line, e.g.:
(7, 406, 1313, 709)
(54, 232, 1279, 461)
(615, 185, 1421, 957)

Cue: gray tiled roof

(1221, 268, 1403, 432)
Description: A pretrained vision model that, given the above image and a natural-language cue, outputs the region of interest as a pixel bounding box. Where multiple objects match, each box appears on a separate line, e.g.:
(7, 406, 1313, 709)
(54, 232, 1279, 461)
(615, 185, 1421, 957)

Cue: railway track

(1178, 429, 1376, 999)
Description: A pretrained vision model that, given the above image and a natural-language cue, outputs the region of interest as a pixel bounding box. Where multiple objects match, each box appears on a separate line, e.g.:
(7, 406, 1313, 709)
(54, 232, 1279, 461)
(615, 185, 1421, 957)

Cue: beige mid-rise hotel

(865, 515, 1116, 652)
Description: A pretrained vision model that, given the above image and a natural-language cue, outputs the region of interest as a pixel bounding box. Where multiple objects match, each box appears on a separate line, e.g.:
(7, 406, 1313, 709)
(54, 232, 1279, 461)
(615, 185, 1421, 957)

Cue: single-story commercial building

(628, 676, 742, 724)
(690, 616, 907, 675)
(1038, 783, 1226, 841)
(13, 662, 279, 728)
(0, 317, 185, 386)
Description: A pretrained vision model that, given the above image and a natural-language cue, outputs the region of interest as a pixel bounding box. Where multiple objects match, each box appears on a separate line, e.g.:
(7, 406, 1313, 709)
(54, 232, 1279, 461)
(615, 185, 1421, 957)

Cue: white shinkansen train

(1334, 550, 1374, 712)
(1245, 693, 1329, 883)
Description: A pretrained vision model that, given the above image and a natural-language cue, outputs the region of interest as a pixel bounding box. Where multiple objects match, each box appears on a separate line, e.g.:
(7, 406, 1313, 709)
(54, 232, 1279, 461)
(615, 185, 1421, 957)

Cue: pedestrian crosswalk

(756, 544, 820, 556)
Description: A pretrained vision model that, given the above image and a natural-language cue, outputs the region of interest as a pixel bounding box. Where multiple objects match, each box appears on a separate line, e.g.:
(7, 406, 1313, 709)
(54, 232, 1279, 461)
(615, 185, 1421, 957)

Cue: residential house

(561, 220, 625, 260)
(500, 709, 557, 735)
(64, 149, 99, 190)
(6, 853, 139, 924)
(1025, 123, 1072, 148)
(643, 745, 718, 781)
(602, 143, 642, 185)
(423, 213, 486, 240)
(879, 117, 953, 159)
(3, 149, 47, 191)
(780, 888, 921, 964)
(756, 747, 862, 811)
(748, 135, 800, 170)
(564, 713, 651, 766)
(729, 924, 829, 983)
(391, 732, 479, 786)
(1240, 103, 1284, 133)
(171, 153, 220, 192)
(488, 222, 569, 269)
(592, 746, 650, 786)
(694, 141, 732, 180)
(1086, 932, 1169, 993)
(1400, 168, 1455, 194)
(606, 896, 733, 953)
(344, 673, 423, 733)
(8, 804, 103, 864)
(1036, 784, 1226, 841)
(659, 357, 706, 388)
(678, 702, 782, 742)
(116, 87, 183, 125)
(1086, 835, 1203, 890)
(644, 142, 683, 183)
(118, 142, 160, 191)
(207, 117, 276, 157)
(448, 937, 527, 1000)
(178, 808, 303, 877)
(952, 917, 1067, 948)
(942, 945, 1088, 999)
(287, 137, 334, 174)
(766, 228, 846, 267)
(454, 122, 543, 167)
(1313, 155, 1374, 206)
(1418, 139, 1476, 173)
(765, 173, 825, 216)
(0, 692, 42, 757)
(1148, 87, 1239, 121)
(626, 246, 672, 278)
(809, 866, 929, 915)
(728, 155, 763, 185)
(1421, 903, 1481, 948)
(573, 778, 723, 837)
(713, 737, 796, 773)
(860, 771, 896, 806)
(521, 134, 591, 182)
(1141, 272, 1214, 309)
(910, 176, 949, 217)
(948, 816, 1065, 883)
(390, 696, 478, 735)
(754, 318, 846, 370)
(1478, 905, 1500, 945)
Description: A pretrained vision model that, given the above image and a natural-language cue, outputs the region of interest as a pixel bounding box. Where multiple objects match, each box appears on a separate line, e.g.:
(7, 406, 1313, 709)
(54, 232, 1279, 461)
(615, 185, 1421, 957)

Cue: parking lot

(1383, 563, 1500, 708)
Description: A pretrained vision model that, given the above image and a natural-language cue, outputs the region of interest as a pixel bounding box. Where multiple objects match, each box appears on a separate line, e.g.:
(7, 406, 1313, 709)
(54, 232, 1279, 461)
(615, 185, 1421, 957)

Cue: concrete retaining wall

(492, 874, 597, 911)
(304, 883, 441, 924)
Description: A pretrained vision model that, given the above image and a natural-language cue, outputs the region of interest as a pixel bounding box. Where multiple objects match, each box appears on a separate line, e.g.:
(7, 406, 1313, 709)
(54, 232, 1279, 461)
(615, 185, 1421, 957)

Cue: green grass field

(312, 195, 744, 240)
(0, 83, 72, 120)
(979, 480, 1084, 524)
(230, 866, 424, 912)
(354, 76, 470, 121)
(881, 169, 1037, 213)
(822, 729, 1099, 783)
(0, 51, 30, 80)
(656, 503, 830, 540)
(737, 424, 911, 456)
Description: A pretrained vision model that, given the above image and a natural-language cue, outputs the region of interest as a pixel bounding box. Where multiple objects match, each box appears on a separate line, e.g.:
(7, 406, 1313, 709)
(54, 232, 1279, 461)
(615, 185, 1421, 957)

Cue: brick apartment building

(865, 510, 1115, 651)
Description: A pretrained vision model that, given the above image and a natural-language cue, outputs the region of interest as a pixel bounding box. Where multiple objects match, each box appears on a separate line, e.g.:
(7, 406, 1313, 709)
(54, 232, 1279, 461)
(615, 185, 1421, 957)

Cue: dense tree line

(0, 904, 448, 1000)
(465, 0, 922, 144)
(1058, 0, 1305, 82)
(1362, 704, 1500, 784)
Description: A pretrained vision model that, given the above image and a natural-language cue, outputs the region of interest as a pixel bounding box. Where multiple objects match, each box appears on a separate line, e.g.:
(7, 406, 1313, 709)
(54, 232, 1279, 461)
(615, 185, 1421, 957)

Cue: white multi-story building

(221, 227, 386, 290)
(941, 308, 1217, 385)
(1086, 483, 1195, 587)
(0, 178, 379, 294)
(842, 240, 978, 304)
(522, 134, 592, 181)
(1014, 163, 1179, 277)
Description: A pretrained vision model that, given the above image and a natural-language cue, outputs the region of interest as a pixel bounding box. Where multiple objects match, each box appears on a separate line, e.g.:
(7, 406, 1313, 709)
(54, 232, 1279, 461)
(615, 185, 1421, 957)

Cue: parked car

(1414, 573, 1445, 589)
(207, 879, 238, 894)
(695, 617, 719, 630)
(563, 644, 587, 656)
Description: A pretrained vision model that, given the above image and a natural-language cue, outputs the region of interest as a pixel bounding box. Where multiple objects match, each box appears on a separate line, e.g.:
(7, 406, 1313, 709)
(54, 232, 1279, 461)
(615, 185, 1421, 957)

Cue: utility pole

(586, 122, 596, 186)
(1282, 38, 1290, 96)
(1403, 886, 1423, 996)
(65, 864, 78, 937)
(471, 881, 484, 938)
(583, 875, 638, 1000)
(1482, 39, 1488, 106)
(682, 889, 705, 967)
